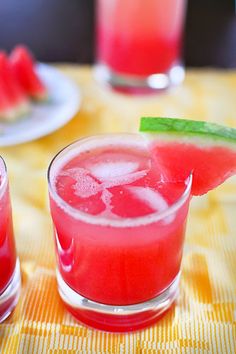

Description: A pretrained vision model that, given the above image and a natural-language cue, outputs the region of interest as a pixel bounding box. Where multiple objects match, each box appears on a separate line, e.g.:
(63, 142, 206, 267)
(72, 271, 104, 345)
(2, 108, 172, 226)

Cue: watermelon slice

(0, 78, 16, 121)
(10, 45, 48, 101)
(0, 51, 30, 121)
(139, 117, 236, 195)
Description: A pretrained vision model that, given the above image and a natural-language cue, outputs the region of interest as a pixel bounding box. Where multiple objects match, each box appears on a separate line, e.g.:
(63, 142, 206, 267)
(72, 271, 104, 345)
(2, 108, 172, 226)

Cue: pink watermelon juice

(48, 135, 191, 330)
(0, 161, 16, 294)
(96, 0, 186, 77)
(0, 157, 19, 322)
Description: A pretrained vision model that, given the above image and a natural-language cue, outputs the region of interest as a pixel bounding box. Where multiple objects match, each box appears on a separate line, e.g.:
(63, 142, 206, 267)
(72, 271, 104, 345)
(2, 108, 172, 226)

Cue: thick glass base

(57, 270, 180, 332)
(0, 259, 21, 323)
(94, 63, 185, 94)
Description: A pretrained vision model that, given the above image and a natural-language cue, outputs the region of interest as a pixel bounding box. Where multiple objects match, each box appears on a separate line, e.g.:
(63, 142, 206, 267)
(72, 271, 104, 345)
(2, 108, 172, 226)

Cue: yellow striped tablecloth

(0, 66, 236, 353)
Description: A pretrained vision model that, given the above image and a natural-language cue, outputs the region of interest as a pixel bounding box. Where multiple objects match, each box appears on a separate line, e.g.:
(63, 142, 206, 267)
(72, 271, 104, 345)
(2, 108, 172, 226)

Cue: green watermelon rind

(140, 117, 236, 145)
(0, 101, 30, 122)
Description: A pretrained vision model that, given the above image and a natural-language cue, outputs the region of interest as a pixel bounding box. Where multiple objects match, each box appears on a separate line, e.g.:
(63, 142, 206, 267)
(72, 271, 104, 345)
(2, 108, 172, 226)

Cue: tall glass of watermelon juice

(48, 134, 192, 332)
(0, 156, 21, 322)
(95, 0, 187, 92)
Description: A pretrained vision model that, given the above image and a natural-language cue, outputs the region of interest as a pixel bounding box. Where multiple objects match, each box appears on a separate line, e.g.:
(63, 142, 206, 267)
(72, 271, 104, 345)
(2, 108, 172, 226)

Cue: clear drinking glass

(0, 156, 21, 322)
(48, 134, 192, 332)
(94, 0, 187, 93)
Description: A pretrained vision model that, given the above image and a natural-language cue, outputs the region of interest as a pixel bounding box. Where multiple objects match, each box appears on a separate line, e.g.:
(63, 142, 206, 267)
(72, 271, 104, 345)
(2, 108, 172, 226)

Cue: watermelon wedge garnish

(139, 117, 236, 195)
(0, 51, 30, 121)
(10, 45, 48, 101)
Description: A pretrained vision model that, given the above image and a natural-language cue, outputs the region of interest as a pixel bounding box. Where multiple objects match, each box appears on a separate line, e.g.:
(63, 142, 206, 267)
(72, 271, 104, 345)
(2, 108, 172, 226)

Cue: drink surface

(55, 144, 186, 220)
(0, 169, 16, 295)
(50, 136, 190, 306)
(96, 0, 186, 75)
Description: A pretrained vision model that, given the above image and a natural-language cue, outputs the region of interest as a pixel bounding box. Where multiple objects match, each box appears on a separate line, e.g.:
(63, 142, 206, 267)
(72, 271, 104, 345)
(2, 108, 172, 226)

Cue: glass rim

(48, 133, 192, 228)
(0, 155, 8, 200)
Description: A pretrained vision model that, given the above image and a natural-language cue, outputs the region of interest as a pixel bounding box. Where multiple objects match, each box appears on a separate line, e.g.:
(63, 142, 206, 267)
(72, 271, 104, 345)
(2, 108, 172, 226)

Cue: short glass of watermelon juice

(0, 156, 21, 323)
(95, 0, 187, 92)
(48, 134, 192, 332)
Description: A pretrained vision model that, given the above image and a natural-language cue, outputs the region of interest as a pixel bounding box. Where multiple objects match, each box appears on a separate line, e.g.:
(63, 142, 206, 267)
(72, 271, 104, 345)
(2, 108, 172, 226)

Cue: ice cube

(101, 189, 113, 208)
(127, 186, 175, 223)
(89, 162, 139, 181)
(60, 167, 88, 179)
(100, 188, 113, 214)
(98, 189, 120, 219)
(61, 168, 101, 198)
(102, 170, 148, 189)
(74, 176, 101, 198)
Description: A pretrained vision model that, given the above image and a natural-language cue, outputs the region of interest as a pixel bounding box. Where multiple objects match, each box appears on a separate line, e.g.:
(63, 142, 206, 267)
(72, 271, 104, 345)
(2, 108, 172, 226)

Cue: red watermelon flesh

(10, 46, 47, 101)
(0, 51, 30, 120)
(0, 76, 17, 120)
(140, 117, 236, 196)
(149, 141, 236, 195)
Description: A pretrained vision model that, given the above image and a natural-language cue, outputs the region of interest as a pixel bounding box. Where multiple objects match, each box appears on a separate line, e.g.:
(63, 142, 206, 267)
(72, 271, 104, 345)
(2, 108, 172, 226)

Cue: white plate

(0, 64, 81, 146)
